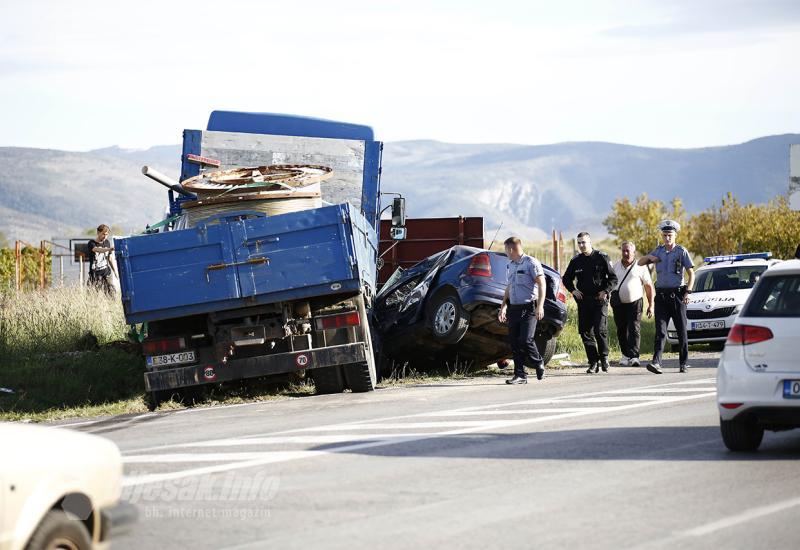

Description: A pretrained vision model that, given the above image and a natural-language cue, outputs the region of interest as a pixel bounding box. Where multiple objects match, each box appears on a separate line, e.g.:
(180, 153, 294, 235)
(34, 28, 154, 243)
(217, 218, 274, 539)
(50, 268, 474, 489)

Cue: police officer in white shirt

(611, 241, 654, 367)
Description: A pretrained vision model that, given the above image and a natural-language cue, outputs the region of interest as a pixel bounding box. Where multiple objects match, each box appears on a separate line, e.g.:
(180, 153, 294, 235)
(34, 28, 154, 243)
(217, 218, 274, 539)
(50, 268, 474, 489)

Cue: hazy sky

(1, 0, 799, 150)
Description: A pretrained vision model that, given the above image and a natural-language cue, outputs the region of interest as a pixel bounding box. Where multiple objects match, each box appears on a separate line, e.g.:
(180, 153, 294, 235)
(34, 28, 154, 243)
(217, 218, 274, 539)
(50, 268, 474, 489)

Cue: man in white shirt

(611, 241, 654, 366)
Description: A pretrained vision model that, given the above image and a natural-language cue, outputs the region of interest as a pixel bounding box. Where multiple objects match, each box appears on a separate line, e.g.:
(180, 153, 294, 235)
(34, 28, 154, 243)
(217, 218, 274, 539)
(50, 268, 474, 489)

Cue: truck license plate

(692, 320, 725, 330)
(783, 380, 800, 399)
(147, 351, 196, 367)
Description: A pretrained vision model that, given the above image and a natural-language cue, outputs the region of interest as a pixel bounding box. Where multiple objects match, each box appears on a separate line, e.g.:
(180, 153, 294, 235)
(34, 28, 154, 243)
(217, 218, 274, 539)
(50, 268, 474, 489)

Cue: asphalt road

(60, 356, 800, 549)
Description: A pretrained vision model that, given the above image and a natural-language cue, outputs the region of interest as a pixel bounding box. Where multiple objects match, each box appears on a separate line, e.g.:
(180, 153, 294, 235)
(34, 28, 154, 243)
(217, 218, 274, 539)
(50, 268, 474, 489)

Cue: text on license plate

(692, 320, 725, 330)
(783, 380, 800, 399)
(147, 351, 197, 367)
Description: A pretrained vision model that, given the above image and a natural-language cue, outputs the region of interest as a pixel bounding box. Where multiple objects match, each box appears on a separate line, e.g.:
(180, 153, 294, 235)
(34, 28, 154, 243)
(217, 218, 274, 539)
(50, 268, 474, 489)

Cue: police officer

(498, 237, 546, 385)
(563, 232, 618, 374)
(638, 220, 695, 374)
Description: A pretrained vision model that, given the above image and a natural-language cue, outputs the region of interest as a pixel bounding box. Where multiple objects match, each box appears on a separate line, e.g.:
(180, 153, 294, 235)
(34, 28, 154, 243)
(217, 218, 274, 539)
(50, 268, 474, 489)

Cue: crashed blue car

(372, 245, 568, 368)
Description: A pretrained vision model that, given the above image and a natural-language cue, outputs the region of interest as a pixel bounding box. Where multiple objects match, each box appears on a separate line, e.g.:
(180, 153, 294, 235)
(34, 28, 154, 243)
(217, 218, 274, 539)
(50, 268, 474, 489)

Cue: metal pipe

(141, 166, 196, 198)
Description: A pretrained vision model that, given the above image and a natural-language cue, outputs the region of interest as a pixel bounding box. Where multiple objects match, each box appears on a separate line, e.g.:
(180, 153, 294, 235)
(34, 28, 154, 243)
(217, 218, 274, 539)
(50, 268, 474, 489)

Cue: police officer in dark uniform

(563, 232, 618, 374)
(638, 220, 695, 374)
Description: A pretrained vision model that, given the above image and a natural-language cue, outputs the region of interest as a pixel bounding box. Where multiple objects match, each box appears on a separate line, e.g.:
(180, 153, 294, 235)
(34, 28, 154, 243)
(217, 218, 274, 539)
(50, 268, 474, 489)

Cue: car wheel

(428, 292, 470, 345)
(25, 509, 92, 550)
(720, 417, 764, 451)
(534, 334, 558, 366)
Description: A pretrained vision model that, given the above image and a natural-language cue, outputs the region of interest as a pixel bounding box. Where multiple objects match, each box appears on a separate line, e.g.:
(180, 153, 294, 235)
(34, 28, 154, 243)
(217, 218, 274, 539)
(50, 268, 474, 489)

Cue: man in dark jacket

(563, 232, 618, 374)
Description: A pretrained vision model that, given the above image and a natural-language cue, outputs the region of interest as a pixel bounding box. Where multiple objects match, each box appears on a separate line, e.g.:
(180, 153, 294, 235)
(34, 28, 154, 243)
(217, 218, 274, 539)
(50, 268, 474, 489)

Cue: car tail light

(142, 337, 186, 355)
(557, 283, 568, 303)
(467, 253, 492, 277)
(315, 311, 361, 331)
(726, 324, 774, 346)
(721, 403, 743, 409)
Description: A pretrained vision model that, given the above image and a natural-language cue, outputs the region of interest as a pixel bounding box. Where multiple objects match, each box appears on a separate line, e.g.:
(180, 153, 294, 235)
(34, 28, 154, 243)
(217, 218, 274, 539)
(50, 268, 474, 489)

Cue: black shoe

(536, 367, 545, 381)
(679, 364, 689, 373)
(586, 363, 599, 374)
(646, 362, 663, 375)
(601, 359, 610, 373)
(506, 376, 528, 385)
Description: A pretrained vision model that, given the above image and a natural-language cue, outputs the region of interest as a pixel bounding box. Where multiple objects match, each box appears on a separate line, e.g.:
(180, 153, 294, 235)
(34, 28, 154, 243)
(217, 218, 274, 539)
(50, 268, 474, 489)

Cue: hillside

(0, 135, 797, 243)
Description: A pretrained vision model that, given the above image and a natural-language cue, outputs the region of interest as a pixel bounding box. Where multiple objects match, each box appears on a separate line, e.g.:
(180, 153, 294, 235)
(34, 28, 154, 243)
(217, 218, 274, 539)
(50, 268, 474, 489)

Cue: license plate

(783, 380, 800, 399)
(692, 320, 725, 330)
(147, 351, 196, 367)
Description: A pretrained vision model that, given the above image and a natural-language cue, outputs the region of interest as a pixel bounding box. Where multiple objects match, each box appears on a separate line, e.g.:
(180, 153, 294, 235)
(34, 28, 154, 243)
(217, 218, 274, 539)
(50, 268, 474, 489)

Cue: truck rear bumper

(144, 342, 367, 392)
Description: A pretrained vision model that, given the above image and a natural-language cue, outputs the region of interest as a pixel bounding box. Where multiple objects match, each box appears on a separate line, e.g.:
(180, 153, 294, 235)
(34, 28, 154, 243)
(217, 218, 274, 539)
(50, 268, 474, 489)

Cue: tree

(688, 193, 800, 259)
(603, 194, 689, 253)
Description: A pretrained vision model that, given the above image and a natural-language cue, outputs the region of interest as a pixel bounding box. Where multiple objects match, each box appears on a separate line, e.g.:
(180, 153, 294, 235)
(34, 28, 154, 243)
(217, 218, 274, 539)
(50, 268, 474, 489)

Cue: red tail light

(726, 324, 773, 346)
(721, 403, 743, 409)
(467, 253, 492, 277)
(557, 283, 568, 303)
(315, 311, 361, 331)
(143, 337, 186, 355)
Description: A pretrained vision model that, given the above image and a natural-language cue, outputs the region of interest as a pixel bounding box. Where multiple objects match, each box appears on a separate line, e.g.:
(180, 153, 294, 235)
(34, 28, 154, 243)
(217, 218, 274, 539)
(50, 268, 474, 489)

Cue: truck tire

(720, 417, 764, 451)
(428, 292, 470, 345)
(534, 334, 558, 366)
(146, 390, 171, 411)
(343, 361, 376, 392)
(25, 509, 91, 550)
(313, 366, 345, 394)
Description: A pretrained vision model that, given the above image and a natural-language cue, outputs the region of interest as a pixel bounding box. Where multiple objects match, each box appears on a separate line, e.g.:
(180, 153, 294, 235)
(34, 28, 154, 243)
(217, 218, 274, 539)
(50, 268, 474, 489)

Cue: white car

(0, 423, 136, 550)
(717, 259, 800, 451)
(667, 252, 780, 349)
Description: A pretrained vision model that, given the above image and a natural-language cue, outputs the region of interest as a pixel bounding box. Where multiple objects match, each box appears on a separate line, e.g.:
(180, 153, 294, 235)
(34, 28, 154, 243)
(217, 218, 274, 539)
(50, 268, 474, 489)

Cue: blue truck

(115, 111, 401, 409)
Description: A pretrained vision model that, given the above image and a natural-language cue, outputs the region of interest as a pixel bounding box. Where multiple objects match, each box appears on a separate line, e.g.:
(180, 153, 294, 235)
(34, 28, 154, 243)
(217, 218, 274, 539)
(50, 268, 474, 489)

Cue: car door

(398, 249, 453, 325)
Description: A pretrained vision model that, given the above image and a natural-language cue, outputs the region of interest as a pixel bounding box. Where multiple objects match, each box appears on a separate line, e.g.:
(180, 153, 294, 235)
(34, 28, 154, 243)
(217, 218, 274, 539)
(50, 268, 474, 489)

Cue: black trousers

(612, 298, 642, 359)
(507, 303, 543, 378)
(653, 289, 688, 366)
(577, 299, 609, 364)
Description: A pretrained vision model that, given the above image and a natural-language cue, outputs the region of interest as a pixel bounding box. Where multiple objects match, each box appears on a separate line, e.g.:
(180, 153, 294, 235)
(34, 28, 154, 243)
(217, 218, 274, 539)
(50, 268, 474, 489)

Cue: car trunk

(742, 317, 798, 373)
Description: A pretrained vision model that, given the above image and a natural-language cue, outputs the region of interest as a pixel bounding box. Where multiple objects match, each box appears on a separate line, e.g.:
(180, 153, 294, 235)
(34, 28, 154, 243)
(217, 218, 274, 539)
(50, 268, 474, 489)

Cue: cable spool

(180, 165, 333, 227)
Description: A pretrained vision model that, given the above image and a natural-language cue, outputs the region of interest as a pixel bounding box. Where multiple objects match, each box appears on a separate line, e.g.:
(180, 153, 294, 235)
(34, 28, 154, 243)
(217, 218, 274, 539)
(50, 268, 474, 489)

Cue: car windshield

(693, 265, 767, 292)
(376, 267, 406, 298)
(744, 274, 800, 318)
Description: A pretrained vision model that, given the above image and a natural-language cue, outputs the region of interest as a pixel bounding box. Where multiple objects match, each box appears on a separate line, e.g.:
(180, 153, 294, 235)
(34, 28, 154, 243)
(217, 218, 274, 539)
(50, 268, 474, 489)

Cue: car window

(693, 266, 767, 292)
(744, 275, 800, 317)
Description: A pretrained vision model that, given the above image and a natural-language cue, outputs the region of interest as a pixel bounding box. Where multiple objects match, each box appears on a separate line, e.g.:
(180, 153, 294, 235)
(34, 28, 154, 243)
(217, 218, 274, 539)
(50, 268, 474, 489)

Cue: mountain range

(1, 134, 797, 245)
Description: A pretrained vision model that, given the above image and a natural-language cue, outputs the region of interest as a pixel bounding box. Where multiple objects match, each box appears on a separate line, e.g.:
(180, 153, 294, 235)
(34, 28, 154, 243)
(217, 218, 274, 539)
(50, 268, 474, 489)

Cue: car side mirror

(390, 227, 407, 241)
(391, 197, 406, 227)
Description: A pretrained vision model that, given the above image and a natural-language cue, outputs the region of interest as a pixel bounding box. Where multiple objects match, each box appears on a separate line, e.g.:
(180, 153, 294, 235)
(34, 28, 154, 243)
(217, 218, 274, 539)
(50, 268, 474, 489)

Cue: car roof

(697, 259, 771, 271)
(760, 258, 800, 276)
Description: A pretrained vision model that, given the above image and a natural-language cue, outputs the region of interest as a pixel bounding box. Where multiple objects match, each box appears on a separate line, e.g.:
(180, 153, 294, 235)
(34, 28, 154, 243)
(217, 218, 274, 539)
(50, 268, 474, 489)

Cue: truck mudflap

(144, 342, 367, 392)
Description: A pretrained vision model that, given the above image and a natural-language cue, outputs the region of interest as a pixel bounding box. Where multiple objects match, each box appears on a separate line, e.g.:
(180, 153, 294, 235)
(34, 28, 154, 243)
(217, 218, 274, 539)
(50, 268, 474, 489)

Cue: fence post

(39, 240, 46, 290)
(78, 254, 84, 289)
(14, 240, 21, 292)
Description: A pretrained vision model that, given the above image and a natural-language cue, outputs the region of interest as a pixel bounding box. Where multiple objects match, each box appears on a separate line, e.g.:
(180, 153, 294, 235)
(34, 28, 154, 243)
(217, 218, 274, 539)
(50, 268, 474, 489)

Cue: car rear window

(744, 275, 800, 317)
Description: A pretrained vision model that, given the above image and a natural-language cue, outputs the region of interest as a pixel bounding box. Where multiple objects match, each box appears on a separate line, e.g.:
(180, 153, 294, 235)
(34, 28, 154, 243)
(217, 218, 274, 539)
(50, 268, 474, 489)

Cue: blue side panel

(361, 140, 382, 231)
(207, 111, 374, 141)
(117, 204, 371, 324)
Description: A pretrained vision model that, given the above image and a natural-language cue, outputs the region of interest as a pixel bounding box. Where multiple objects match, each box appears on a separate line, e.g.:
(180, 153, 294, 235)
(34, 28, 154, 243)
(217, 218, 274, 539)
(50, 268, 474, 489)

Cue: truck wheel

(313, 366, 345, 394)
(344, 295, 377, 392)
(343, 361, 376, 392)
(428, 292, 470, 345)
(534, 334, 558, 366)
(25, 509, 91, 550)
(720, 417, 764, 451)
(146, 390, 171, 411)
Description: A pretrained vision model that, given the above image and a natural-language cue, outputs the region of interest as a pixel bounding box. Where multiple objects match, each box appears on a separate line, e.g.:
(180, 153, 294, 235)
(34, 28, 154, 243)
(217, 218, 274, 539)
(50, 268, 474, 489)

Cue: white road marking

(606, 387, 717, 394)
(161, 433, 441, 447)
(121, 390, 716, 487)
(420, 407, 609, 416)
(683, 496, 800, 536)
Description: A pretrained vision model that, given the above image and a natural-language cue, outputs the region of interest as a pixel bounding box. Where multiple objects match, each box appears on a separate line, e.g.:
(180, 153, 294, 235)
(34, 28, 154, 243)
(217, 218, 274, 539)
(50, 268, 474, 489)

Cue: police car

(667, 253, 781, 349)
